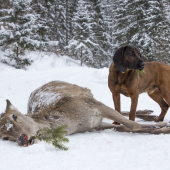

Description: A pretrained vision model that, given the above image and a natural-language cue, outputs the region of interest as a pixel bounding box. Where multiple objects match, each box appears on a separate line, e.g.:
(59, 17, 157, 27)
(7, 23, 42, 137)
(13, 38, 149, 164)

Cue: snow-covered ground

(0, 52, 170, 170)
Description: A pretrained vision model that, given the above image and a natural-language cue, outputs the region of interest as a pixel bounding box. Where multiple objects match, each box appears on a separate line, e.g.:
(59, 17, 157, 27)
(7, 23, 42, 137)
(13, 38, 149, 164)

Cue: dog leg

(112, 93, 121, 125)
(129, 94, 139, 121)
(148, 91, 169, 122)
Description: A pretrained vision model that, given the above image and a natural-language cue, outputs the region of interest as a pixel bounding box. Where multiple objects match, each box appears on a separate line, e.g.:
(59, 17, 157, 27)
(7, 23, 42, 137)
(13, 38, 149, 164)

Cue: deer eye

(12, 115, 17, 121)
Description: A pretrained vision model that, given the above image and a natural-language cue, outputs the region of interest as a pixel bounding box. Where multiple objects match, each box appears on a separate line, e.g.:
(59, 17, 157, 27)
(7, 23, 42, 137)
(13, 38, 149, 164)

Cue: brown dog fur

(108, 45, 170, 122)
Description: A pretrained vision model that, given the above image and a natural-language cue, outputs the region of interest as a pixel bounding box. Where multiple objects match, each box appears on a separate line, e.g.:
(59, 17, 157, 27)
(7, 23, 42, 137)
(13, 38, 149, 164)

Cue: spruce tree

(65, 0, 78, 47)
(46, 0, 66, 51)
(112, 0, 170, 63)
(0, 0, 45, 68)
(144, 0, 170, 63)
(90, 0, 112, 68)
(67, 0, 96, 66)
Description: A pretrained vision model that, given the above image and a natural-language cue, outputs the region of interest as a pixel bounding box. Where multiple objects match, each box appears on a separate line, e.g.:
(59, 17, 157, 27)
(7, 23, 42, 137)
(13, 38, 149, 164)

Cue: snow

(5, 121, 13, 131)
(48, 41, 59, 46)
(29, 88, 62, 113)
(0, 51, 170, 170)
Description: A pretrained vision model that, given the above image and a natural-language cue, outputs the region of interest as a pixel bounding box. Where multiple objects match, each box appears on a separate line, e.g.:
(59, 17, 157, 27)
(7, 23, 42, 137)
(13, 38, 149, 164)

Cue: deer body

(0, 81, 169, 146)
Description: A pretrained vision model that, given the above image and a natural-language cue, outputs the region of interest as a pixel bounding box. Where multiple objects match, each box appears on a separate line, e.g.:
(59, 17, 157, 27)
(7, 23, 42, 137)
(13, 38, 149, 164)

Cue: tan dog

(108, 45, 170, 122)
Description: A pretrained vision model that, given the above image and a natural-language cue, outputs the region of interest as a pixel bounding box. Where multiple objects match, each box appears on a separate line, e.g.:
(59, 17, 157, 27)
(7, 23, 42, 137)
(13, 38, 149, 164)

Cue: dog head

(113, 45, 145, 72)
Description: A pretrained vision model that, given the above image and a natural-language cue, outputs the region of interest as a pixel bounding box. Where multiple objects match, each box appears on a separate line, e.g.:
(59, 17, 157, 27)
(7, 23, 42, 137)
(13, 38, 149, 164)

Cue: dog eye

(12, 115, 17, 121)
(129, 51, 134, 56)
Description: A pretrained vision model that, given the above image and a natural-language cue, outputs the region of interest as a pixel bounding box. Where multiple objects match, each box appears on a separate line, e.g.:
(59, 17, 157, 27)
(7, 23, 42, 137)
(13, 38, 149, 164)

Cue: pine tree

(144, 0, 170, 63)
(0, 0, 45, 68)
(46, 0, 66, 51)
(65, 0, 78, 47)
(31, 0, 49, 43)
(112, 0, 170, 63)
(90, 0, 112, 68)
(67, 0, 97, 66)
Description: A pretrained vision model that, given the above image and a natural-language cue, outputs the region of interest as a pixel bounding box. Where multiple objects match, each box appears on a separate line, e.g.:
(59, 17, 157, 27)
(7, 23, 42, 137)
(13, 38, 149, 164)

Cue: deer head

(0, 100, 37, 146)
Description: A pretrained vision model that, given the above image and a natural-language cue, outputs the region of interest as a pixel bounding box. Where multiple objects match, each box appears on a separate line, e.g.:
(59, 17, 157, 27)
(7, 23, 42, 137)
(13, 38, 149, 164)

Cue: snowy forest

(0, 0, 170, 68)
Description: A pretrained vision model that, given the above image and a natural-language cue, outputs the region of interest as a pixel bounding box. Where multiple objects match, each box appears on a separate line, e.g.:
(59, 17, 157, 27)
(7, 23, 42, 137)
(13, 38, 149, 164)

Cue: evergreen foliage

(112, 0, 170, 63)
(45, 0, 66, 51)
(0, 0, 45, 68)
(67, 0, 112, 68)
(90, 0, 112, 67)
(30, 125, 69, 151)
(0, 0, 170, 68)
(67, 0, 97, 66)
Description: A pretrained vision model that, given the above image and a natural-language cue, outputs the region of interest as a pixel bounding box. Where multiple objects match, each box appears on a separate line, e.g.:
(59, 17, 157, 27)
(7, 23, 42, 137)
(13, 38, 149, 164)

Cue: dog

(108, 45, 170, 122)
(1, 81, 169, 146)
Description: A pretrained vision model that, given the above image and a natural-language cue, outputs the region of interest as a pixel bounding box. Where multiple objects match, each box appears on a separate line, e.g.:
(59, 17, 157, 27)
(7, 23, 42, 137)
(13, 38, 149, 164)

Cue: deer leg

(95, 122, 170, 135)
(95, 122, 116, 131)
(121, 110, 157, 121)
(112, 122, 169, 134)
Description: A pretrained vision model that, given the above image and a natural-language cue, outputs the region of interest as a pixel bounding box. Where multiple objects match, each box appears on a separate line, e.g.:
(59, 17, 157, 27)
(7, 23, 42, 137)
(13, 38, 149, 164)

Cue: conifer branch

(30, 125, 69, 151)
(136, 69, 146, 78)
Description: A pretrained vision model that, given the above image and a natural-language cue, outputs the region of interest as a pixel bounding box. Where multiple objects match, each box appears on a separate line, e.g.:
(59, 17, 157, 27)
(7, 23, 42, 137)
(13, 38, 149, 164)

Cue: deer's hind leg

(95, 122, 116, 131)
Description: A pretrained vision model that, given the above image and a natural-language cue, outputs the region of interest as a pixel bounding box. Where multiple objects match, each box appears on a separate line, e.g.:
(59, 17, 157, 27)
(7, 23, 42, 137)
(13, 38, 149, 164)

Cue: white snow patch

(5, 121, 13, 131)
(0, 51, 170, 170)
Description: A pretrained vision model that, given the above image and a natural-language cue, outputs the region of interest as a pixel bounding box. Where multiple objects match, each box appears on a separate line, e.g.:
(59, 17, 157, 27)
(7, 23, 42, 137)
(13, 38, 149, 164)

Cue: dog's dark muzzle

(138, 62, 145, 71)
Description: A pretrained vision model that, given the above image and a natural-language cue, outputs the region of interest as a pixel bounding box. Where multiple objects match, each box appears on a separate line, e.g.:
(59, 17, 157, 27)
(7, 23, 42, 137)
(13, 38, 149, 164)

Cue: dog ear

(113, 47, 127, 72)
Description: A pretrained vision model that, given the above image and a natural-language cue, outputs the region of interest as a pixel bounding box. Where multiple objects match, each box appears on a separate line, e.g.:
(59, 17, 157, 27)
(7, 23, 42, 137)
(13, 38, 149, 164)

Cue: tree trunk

(65, 0, 68, 46)
(81, 46, 83, 66)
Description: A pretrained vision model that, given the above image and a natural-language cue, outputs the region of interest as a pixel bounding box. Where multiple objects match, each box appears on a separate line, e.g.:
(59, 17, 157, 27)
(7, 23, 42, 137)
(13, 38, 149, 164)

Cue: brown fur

(108, 45, 170, 122)
(1, 81, 170, 146)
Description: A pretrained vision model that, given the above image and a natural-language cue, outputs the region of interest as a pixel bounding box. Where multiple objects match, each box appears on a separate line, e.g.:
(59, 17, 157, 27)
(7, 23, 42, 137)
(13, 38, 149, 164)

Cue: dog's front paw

(154, 117, 164, 122)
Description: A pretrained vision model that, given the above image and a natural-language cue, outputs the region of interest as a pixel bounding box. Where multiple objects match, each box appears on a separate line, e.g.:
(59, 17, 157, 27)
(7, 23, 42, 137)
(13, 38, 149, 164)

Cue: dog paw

(154, 117, 164, 122)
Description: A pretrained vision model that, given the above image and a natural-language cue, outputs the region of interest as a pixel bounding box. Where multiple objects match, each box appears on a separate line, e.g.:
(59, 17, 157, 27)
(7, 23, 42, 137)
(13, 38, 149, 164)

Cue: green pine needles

(136, 69, 146, 78)
(30, 125, 69, 151)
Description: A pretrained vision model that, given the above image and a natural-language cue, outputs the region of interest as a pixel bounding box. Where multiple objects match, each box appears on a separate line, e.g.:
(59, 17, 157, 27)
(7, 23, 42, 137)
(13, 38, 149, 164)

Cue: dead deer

(0, 81, 170, 146)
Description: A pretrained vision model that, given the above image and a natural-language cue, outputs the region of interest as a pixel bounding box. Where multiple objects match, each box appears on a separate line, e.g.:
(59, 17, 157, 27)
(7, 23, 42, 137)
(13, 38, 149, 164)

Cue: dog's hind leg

(148, 90, 169, 122)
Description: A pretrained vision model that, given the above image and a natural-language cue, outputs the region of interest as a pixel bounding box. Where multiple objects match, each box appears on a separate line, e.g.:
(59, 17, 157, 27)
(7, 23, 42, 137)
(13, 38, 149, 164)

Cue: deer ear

(113, 47, 127, 72)
(6, 100, 17, 111)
